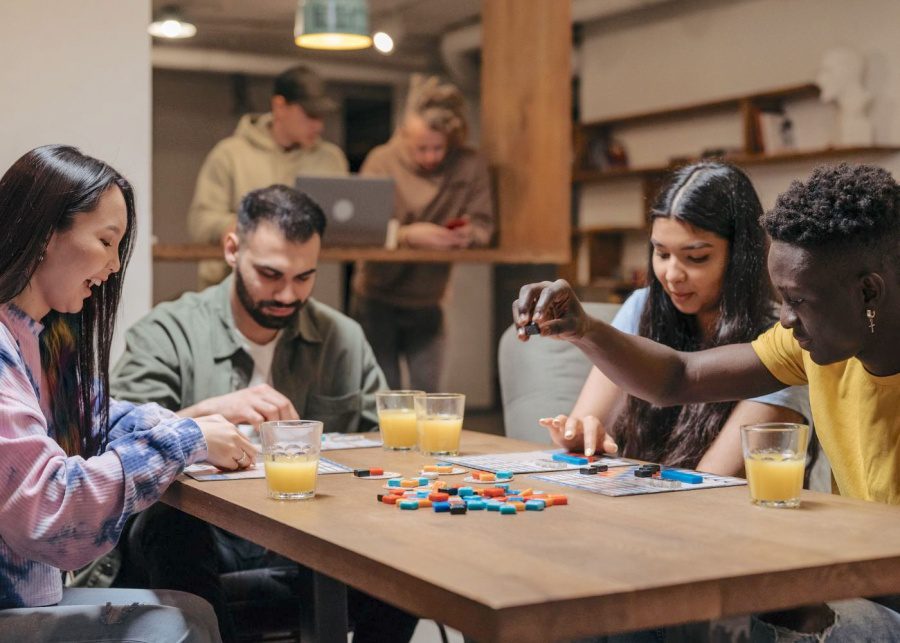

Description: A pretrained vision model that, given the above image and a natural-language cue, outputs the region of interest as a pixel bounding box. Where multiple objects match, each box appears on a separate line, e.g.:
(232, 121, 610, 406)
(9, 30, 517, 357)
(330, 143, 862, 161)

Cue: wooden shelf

(574, 145, 900, 184)
(581, 83, 819, 129)
(152, 243, 568, 265)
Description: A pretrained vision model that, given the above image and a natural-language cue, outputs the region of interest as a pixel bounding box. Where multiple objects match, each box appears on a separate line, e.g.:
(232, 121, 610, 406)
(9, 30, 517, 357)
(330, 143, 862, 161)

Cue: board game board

(238, 425, 382, 451)
(321, 432, 382, 450)
(183, 456, 352, 482)
(439, 450, 633, 474)
(532, 465, 746, 497)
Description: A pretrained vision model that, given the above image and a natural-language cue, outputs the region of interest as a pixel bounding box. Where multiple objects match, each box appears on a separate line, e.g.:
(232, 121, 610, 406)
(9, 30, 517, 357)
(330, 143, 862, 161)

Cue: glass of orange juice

(415, 393, 465, 456)
(741, 423, 809, 508)
(376, 390, 424, 450)
(260, 420, 323, 500)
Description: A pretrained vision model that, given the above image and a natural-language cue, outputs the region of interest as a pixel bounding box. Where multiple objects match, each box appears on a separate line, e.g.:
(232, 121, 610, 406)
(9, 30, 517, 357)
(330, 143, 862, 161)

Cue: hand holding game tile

(512, 279, 589, 341)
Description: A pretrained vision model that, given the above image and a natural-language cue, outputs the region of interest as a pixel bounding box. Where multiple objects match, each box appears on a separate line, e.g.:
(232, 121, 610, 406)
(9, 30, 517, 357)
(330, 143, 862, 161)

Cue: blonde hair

(404, 74, 468, 148)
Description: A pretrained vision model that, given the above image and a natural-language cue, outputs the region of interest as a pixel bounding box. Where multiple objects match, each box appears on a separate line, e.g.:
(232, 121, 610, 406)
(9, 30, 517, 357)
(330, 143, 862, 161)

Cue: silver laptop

(294, 175, 395, 247)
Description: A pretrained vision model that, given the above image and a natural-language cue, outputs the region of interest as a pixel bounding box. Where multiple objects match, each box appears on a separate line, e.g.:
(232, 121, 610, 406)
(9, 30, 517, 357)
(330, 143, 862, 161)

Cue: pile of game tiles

(377, 480, 568, 515)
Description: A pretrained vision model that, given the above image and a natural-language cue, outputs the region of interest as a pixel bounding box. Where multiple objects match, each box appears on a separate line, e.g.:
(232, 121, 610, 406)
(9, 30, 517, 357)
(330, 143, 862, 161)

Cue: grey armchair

(498, 302, 621, 443)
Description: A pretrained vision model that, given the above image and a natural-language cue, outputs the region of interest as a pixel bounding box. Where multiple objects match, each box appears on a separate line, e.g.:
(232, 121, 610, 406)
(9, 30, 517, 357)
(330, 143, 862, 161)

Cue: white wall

(0, 1, 151, 360)
(577, 0, 900, 279)
(581, 0, 900, 142)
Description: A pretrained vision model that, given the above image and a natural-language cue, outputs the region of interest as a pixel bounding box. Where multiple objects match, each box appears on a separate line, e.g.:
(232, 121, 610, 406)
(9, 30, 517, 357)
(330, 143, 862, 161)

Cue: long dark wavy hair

(612, 162, 774, 468)
(0, 145, 136, 458)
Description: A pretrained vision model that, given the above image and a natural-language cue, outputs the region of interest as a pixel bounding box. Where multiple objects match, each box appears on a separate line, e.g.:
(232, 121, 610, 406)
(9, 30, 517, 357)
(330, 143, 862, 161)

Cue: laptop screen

(295, 175, 395, 247)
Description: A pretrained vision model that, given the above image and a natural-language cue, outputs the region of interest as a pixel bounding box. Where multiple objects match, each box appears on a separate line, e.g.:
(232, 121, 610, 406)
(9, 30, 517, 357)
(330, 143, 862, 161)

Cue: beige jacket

(353, 135, 495, 307)
(187, 112, 349, 287)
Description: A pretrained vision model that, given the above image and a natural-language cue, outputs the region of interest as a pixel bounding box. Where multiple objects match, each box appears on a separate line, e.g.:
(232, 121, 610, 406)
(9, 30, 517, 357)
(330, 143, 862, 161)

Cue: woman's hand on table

(539, 414, 618, 457)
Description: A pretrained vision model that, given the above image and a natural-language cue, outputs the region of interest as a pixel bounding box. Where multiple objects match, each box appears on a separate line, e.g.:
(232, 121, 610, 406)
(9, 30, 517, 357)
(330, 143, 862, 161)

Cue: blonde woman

(351, 75, 495, 390)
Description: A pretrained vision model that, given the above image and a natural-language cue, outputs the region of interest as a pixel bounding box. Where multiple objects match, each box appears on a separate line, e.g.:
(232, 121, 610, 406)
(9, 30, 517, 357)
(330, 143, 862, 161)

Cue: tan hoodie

(353, 134, 495, 307)
(187, 112, 349, 287)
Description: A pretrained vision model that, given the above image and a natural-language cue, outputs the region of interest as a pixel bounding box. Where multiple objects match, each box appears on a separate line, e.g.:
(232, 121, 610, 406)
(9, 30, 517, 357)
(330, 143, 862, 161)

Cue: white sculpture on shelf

(816, 47, 874, 146)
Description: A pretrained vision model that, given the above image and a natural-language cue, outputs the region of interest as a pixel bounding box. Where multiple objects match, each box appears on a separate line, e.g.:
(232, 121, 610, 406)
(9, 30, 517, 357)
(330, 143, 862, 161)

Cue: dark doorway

(343, 97, 393, 173)
(341, 94, 394, 310)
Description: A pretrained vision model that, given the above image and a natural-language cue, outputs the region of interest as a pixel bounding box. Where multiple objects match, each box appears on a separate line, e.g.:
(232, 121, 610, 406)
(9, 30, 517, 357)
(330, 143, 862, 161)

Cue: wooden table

(162, 431, 900, 642)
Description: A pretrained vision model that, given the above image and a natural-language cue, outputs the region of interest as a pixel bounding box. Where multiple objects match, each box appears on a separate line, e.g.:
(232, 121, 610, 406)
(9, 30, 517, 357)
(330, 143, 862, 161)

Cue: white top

(234, 327, 281, 387)
(614, 287, 811, 420)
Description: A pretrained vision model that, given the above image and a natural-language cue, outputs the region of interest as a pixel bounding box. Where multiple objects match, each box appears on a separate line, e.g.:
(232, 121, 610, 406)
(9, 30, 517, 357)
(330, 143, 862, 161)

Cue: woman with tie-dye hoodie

(0, 145, 256, 642)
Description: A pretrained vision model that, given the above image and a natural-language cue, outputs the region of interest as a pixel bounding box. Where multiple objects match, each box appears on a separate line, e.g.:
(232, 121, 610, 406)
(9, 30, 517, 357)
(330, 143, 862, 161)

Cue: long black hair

(0, 145, 136, 458)
(612, 162, 773, 468)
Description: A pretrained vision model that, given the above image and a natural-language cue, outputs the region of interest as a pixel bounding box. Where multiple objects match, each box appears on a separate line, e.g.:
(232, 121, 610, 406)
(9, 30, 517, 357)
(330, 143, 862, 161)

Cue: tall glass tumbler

(415, 393, 465, 456)
(376, 390, 424, 450)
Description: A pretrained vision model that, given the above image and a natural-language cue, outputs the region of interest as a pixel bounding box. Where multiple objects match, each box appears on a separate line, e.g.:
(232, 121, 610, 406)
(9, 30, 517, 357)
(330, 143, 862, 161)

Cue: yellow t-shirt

(752, 323, 900, 504)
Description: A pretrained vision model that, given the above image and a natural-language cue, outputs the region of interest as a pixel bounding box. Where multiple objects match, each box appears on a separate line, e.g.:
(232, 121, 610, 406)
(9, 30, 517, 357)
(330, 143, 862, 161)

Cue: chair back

(498, 302, 621, 443)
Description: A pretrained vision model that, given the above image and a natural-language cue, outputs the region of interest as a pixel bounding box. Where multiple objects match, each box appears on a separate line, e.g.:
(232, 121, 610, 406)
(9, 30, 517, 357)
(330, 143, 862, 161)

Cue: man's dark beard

(234, 266, 302, 330)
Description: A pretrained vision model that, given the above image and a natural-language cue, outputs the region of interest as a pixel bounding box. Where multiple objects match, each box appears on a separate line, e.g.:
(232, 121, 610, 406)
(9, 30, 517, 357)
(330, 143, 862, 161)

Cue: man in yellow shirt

(514, 163, 900, 639)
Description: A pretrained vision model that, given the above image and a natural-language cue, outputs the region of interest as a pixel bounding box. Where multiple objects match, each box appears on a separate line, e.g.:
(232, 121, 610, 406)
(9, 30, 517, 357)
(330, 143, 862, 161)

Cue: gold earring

(867, 309, 876, 334)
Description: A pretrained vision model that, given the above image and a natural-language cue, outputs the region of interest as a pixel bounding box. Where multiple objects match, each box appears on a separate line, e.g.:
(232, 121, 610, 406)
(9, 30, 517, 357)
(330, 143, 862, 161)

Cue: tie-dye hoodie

(0, 303, 208, 608)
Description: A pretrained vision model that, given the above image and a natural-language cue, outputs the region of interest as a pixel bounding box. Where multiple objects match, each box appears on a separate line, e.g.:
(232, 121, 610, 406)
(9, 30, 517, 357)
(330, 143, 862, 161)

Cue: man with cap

(188, 65, 349, 288)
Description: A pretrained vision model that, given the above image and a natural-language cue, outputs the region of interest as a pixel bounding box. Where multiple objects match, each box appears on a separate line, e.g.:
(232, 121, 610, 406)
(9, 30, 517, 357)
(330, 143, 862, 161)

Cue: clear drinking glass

(741, 423, 809, 508)
(260, 420, 323, 500)
(415, 393, 465, 456)
(376, 390, 424, 450)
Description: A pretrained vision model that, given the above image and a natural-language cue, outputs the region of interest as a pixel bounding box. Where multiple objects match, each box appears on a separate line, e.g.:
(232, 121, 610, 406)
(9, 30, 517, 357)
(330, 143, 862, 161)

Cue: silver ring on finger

(235, 451, 249, 466)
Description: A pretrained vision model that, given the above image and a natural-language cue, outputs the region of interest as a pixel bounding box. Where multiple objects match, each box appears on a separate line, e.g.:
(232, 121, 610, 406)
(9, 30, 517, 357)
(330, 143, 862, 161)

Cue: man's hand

(512, 279, 590, 341)
(179, 384, 300, 426)
(539, 414, 618, 457)
(195, 414, 259, 471)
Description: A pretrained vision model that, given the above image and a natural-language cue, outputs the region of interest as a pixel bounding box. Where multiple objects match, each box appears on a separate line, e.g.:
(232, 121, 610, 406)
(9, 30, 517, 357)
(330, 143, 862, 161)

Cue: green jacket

(111, 276, 385, 433)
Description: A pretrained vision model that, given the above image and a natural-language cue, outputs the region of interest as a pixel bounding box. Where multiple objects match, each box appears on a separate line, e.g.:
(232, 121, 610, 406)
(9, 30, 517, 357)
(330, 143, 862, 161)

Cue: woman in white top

(542, 162, 810, 475)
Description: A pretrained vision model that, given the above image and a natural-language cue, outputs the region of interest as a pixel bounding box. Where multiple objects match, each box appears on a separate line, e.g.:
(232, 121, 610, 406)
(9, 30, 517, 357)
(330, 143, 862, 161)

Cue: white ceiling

(151, 0, 483, 71)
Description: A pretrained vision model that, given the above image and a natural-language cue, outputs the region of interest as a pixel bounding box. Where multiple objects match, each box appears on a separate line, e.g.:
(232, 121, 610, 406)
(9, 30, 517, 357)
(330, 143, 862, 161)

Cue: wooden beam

(481, 0, 571, 263)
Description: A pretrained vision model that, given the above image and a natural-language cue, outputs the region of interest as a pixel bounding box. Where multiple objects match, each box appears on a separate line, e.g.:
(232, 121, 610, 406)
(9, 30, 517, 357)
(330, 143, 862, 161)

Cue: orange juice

(264, 456, 318, 499)
(745, 452, 804, 507)
(378, 408, 418, 449)
(418, 416, 463, 455)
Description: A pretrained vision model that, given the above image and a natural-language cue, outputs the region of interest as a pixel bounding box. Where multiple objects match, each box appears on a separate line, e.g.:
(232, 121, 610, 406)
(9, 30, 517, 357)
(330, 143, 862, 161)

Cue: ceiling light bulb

(148, 7, 197, 39)
(373, 31, 394, 54)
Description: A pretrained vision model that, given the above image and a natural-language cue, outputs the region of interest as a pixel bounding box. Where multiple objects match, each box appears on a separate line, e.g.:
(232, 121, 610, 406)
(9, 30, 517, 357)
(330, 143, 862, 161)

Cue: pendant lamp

(294, 0, 372, 51)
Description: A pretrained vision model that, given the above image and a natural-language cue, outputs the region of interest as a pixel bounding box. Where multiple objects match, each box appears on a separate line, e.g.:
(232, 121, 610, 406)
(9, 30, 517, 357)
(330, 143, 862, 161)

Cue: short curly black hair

(761, 163, 899, 249)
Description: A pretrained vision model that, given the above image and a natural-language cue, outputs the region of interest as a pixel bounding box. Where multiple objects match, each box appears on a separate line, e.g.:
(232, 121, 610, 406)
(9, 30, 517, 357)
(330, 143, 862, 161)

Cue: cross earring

(867, 309, 876, 334)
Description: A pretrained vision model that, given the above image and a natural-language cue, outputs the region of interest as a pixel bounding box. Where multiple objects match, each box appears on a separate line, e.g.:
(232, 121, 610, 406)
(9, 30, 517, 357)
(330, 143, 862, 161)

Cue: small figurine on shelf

(758, 107, 796, 154)
(779, 115, 795, 148)
(816, 46, 874, 146)
(587, 134, 629, 170)
(605, 139, 629, 169)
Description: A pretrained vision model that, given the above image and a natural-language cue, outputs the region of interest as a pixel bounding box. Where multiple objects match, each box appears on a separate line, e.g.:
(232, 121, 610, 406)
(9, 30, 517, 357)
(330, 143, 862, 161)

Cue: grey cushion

(498, 303, 621, 443)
